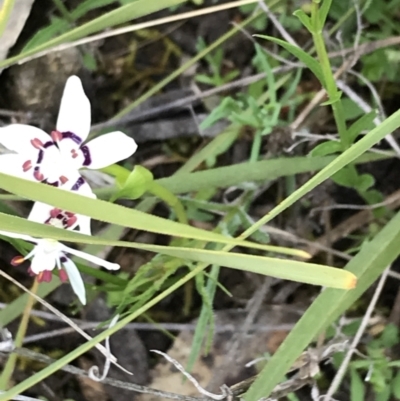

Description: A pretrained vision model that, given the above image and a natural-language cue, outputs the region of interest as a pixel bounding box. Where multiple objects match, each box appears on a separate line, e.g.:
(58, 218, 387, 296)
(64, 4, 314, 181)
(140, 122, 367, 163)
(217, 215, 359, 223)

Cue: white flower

(0, 203, 119, 305)
(28, 184, 95, 236)
(0, 75, 137, 188)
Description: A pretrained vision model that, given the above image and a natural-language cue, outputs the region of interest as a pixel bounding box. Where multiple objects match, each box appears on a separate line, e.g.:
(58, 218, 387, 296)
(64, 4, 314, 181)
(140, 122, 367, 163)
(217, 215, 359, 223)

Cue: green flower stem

(0, 278, 39, 390)
(311, 0, 348, 148)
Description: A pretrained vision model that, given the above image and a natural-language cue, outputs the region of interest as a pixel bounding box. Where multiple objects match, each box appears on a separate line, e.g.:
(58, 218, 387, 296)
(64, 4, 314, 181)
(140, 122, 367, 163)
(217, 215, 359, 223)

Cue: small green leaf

(392, 371, 400, 399)
(82, 52, 97, 71)
(318, 0, 333, 29)
(332, 165, 359, 188)
(112, 165, 154, 201)
(254, 35, 325, 87)
(251, 15, 268, 31)
(350, 368, 365, 401)
(341, 98, 365, 121)
(310, 141, 342, 157)
(255, 44, 276, 103)
(200, 97, 238, 130)
(195, 74, 217, 86)
(347, 111, 377, 143)
(380, 324, 399, 348)
(293, 9, 313, 32)
(361, 189, 383, 209)
(356, 173, 375, 192)
(320, 91, 342, 105)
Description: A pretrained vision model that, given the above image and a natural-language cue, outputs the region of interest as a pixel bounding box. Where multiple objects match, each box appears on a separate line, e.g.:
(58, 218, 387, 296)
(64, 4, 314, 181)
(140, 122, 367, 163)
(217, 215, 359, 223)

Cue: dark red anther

(71, 149, 79, 159)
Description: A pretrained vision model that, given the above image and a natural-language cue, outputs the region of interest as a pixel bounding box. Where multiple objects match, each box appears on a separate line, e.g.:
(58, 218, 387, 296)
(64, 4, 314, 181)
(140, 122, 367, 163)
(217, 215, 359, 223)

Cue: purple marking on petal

(46, 181, 59, 187)
(61, 131, 83, 145)
(36, 150, 44, 164)
(43, 141, 55, 149)
(80, 145, 92, 166)
(37, 141, 55, 163)
(71, 176, 85, 191)
(60, 256, 68, 263)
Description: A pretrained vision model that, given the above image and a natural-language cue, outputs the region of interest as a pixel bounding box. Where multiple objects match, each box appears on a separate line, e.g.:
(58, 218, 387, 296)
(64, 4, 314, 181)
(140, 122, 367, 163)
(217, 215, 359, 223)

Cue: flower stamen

(59, 175, 69, 184)
(33, 169, 44, 181)
(22, 160, 32, 172)
(51, 130, 63, 142)
(37, 270, 52, 283)
(65, 214, 77, 227)
(31, 138, 44, 149)
(59, 269, 68, 282)
(11, 256, 25, 266)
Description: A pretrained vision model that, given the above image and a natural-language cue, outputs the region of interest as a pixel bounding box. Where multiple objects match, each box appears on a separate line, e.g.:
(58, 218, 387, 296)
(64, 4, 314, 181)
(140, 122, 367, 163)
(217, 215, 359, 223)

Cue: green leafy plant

(195, 37, 240, 86)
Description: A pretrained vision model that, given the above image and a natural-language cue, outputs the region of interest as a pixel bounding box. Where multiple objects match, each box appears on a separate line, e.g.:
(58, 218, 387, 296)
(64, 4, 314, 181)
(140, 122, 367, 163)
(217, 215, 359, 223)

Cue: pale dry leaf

(0, 0, 35, 72)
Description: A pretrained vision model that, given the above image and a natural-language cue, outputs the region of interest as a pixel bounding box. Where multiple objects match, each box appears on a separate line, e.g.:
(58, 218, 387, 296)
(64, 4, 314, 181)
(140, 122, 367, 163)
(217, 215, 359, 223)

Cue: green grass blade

(0, 0, 186, 69)
(254, 34, 325, 87)
(158, 152, 388, 194)
(0, 212, 355, 288)
(244, 209, 400, 400)
(0, 203, 149, 327)
(241, 109, 400, 236)
(0, 172, 307, 255)
(0, 262, 208, 400)
(186, 265, 219, 372)
(0, 152, 390, 202)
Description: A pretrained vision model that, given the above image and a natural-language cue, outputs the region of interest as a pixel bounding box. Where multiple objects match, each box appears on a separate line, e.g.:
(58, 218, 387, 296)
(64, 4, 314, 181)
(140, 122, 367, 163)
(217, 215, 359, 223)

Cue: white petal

(78, 214, 92, 235)
(0, 125, 50, 156)
(56, 76, 91, 142)
(0, 154, 31, 179)
(62, 178, 94, 234)
(30, 247, 57, 273)
(0, 229, 37, 243)
(83, 132, 137, 169)
(65, 175, 96, 198)
(28, 202, 53, 223)
(62, 258, 86, 305)
(60, 244, 120, 270)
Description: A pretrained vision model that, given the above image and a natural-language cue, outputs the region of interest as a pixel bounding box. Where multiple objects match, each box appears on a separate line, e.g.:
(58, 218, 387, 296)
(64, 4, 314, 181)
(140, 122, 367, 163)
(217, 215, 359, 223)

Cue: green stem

(148, 182, 188, 225)
(0, 0, 15, 39)
(249, 129, 263, 163)
(52, 0, 74, 23)
(311, 0, 348, 148)
(0, 279, 39, 390)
